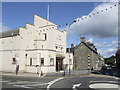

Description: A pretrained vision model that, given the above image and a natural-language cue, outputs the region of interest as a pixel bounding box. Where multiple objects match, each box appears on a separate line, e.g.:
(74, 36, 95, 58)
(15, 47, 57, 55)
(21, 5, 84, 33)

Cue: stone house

(67, 37, 104, 70)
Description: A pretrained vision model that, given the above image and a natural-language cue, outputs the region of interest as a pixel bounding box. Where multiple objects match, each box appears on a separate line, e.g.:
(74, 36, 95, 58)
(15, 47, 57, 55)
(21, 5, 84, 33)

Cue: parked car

(99, 65, 112, 75)
(101, 65, 112, 70)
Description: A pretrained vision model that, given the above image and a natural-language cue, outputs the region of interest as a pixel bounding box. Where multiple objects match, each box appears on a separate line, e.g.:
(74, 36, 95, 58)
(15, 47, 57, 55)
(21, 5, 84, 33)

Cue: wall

(73, 43, 99, 70)
(0, 15, 67, 73)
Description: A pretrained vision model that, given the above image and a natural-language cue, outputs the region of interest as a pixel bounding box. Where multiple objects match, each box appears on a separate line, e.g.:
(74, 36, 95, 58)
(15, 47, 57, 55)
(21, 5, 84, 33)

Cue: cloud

(69, 2, 118, 38)
(98, 48, 117, 58)
(95, 40, 118, 49)
(95, 40, 118, 58)
(88, 38, 93, 43)
(0, 23, 10, 32)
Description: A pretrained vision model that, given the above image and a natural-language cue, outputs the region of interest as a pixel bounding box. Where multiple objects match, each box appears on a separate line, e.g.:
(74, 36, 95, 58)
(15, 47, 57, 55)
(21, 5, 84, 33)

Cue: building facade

(0, 14, 73, 73)
(67, 37, 104, 70)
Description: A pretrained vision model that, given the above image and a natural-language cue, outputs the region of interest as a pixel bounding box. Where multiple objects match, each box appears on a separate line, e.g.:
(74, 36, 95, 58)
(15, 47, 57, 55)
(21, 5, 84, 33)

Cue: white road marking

(0, 80, 10, 83)
(13, 85, 32, 88)
(24, 83, 48, 86)
(72, 83, 81, 90)
(115, 77, 119, 80)
(47, 77, 64, 90)
(89, 83, 119, 88)
(4, 77, 64, 89)
(90, 81, 118, 83)
(8, 81, 39, 85)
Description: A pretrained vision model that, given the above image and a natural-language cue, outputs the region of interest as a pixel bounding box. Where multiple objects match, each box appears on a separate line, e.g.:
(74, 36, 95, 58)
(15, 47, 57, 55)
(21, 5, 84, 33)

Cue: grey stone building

(67, 37, 104, 70)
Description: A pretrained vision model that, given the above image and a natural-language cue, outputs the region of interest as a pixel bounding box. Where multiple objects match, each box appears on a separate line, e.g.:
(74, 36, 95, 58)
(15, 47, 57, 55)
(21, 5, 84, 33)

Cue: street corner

(89, 73, 120, 79)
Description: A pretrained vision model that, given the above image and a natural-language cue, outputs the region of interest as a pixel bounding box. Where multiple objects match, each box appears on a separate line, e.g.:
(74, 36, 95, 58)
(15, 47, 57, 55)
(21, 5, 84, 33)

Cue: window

(50, 58, 54, 66)
(42, 45, 43, 49)
(45, 33, 47, 40)
(12, 58, 16, 64)
(25, 54, 28, 58)
(41, 58, 44, 66)
(61, 47, 63, 50)
(30, 58, 32, 66)
(55, 46, 58, 49)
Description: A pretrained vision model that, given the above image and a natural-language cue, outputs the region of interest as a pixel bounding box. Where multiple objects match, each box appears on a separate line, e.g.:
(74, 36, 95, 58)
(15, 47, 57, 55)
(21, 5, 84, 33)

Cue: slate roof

(81, 42, 98, 54)
(67, 42, 98, 54)
(0, 29, 19, 39)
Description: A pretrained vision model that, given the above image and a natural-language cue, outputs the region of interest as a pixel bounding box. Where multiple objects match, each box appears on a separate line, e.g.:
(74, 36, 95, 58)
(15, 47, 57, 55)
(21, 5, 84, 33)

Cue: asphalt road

(1, 74, 120, 90)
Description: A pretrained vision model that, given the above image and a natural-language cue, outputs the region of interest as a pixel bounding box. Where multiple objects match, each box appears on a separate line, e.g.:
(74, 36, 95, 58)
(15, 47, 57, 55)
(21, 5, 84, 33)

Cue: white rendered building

(0, 14, 73, 73)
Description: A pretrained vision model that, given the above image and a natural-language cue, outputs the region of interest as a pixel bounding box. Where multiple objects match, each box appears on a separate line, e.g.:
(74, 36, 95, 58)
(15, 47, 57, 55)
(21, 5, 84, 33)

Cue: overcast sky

(1, 1, 119, 58)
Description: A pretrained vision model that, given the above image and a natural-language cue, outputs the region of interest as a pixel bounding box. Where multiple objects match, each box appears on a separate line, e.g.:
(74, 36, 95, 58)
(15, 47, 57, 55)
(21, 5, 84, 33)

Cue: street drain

(89, 83, 118, 88)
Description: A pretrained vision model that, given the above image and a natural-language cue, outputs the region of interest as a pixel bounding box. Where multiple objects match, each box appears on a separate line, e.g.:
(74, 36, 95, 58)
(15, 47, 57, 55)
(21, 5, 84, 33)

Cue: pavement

(1, 70, 90, 78)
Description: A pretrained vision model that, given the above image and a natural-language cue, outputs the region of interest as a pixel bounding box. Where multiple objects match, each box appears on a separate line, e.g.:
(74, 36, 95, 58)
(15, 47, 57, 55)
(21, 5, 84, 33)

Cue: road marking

(8, 81, 39, 85)
(47, 77, 64, 90)
(89, 83, 118, 88)
(115, 77, 119, 80)
(0, 80, 10, 83)
(90, 81, 119, 83)
(13, 85, 32, 88)
(72, 83, 81, 90)
(24, 83, 48, 86)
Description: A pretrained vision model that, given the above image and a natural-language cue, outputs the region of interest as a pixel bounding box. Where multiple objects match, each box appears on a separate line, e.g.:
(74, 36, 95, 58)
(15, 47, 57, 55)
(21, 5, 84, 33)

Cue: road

(1, 74, 120, 90)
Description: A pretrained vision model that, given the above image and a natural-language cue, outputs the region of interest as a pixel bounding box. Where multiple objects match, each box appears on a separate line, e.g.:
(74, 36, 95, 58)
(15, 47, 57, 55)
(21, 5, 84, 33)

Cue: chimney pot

(80, 37, 86, 42)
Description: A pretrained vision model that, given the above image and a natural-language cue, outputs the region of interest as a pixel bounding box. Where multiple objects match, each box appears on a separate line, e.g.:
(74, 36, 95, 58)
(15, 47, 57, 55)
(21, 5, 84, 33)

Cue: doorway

(56, 57, 63, 72)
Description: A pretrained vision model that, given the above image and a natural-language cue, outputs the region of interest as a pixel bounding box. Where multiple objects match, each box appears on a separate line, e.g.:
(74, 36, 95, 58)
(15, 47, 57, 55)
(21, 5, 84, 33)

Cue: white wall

(0, 14, 69, 73)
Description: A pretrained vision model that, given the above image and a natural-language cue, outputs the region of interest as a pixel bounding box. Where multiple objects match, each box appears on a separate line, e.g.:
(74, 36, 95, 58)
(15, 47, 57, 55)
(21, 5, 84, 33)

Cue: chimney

(71, 44, 74, 48)
(80, 37, 86, 42)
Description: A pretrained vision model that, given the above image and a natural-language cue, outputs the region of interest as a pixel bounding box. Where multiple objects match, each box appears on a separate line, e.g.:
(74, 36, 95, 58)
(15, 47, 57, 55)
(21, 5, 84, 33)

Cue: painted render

(0, 14, 73, 73)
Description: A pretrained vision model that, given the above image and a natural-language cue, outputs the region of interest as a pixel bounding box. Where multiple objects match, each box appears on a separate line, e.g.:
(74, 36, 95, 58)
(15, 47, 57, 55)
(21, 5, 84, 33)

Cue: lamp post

(68, 20, 77, 75)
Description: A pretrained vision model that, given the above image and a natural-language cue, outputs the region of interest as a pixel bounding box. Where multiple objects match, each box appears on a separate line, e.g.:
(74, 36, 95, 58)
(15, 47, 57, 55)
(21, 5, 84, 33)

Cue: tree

(104, 55, 116, 65)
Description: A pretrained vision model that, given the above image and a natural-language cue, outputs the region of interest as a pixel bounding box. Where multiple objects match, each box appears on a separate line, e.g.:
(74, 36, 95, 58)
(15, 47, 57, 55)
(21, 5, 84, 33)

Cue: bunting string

(58, 2, 120, 27)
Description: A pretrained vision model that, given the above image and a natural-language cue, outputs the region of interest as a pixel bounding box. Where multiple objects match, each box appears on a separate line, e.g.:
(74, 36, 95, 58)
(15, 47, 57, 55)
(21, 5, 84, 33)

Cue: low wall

(26, 65, 56, 73)
(64, 70, 90, 76)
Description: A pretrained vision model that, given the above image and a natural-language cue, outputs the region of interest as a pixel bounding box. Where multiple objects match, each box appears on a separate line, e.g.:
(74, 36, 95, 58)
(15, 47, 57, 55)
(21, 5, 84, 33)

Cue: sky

(1, 1, 119, 58)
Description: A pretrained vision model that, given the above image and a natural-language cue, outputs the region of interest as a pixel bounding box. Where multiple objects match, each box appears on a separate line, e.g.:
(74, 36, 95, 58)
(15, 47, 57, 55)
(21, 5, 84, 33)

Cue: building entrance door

(56, 57, 63, 72)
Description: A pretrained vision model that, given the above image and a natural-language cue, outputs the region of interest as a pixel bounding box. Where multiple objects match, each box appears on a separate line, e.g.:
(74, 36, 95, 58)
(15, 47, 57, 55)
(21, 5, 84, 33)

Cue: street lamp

(68, 20, 77, 75)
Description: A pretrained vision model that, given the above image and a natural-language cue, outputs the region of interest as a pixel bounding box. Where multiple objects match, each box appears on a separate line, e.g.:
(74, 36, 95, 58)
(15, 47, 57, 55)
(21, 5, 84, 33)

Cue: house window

(45, 33, 47, 40)
(50, 58, 54, 66)
(42, 45, 43, 49)
(12, 58, 16, 64)
(55, 46, 58, 49)
(30, 58, 32, 66)
(41, 58, 44, 66)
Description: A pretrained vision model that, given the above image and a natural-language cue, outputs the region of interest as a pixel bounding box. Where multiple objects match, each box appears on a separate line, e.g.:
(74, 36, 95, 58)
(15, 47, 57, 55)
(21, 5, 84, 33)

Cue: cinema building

(0, 14, 73, 73)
